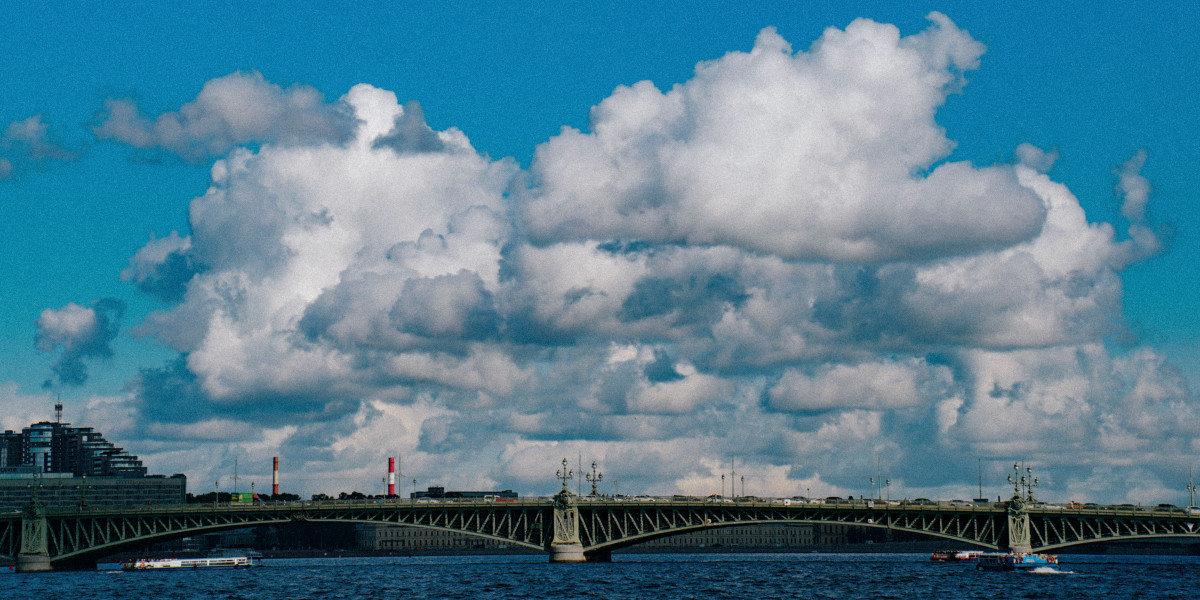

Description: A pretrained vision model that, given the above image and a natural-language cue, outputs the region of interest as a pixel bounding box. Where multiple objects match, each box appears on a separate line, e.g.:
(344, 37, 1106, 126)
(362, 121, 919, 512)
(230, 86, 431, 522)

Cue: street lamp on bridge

(1008, 463, 1039, 502)
(556, 458, 574, 494)
(586, 461, 603, 496)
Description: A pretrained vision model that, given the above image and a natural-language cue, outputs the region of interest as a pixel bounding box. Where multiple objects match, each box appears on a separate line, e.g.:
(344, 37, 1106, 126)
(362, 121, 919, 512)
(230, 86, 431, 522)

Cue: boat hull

(931, 550, 981, 561)
(976, 552, 1058, 571)
(122, 556, 256, 570)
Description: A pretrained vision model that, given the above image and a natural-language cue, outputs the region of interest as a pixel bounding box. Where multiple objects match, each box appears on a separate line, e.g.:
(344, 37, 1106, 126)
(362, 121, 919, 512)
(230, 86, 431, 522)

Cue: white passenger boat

(122, 555, 257, 570)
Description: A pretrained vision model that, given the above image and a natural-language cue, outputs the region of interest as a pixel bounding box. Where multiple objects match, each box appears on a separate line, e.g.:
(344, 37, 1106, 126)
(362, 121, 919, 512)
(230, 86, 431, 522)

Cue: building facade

(410, 486, 518, 500)
(0, 415, 186, 510)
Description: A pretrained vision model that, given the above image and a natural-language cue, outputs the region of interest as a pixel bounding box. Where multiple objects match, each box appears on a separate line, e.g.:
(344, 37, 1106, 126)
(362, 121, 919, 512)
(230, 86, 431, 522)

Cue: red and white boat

(930, 550, 982, 561)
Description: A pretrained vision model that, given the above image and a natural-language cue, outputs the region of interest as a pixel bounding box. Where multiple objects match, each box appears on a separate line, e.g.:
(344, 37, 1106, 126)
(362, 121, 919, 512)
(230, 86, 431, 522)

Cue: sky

(2, 2, 1198, 505)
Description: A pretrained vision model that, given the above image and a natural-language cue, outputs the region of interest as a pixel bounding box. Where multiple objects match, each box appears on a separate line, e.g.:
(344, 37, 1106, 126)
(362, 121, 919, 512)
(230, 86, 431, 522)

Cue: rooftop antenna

(54, 400, 63, 424)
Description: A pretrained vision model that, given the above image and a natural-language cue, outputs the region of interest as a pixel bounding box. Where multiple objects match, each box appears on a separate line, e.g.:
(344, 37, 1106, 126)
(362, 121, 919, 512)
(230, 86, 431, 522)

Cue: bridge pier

(549, 542, 586, 562)
(16, 553, 51, 573)
(1006, 513, 1032, 553)
(548, 487, 588, 562)
(17, 499, 52, 573)
(1003, 475, 1041, 554)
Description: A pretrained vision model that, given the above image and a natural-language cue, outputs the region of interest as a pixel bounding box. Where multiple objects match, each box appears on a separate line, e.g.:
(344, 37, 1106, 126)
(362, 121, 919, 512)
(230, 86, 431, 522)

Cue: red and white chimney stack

(272, 457, 280, 496)
(387, 457, 396, 496)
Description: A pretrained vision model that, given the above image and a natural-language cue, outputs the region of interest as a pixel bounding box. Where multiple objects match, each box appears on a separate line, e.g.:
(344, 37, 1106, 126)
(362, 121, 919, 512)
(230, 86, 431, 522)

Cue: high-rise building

(0, 413, 185, 510)
(1, 421, 148, 477)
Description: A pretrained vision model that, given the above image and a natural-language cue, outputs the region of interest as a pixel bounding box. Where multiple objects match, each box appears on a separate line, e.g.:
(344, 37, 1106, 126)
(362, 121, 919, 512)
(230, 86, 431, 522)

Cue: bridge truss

(2, 496, 1198, 570)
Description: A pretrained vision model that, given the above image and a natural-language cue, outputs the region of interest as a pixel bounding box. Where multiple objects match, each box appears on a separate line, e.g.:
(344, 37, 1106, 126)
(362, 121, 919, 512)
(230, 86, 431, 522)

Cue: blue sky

(1, 2, 1198, 504)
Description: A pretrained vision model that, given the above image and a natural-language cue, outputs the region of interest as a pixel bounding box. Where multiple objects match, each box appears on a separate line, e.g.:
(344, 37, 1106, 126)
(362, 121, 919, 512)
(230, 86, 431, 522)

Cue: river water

(4, 553, 1198, 599)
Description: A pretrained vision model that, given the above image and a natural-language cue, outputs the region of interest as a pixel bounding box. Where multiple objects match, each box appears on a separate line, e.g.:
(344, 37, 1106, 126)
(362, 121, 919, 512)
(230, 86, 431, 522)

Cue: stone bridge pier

(16, 500, 51, 573)
(548, 488, 586, 562)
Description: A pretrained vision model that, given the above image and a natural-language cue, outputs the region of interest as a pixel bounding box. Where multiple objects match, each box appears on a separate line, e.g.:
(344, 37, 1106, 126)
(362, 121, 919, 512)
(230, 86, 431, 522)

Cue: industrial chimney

(272, 457, 280, 496)
(388, 457, 396, 496)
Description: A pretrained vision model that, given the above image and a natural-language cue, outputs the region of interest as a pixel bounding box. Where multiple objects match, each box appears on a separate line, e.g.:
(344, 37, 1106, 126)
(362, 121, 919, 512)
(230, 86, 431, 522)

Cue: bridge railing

(10, 495, 1198, 519)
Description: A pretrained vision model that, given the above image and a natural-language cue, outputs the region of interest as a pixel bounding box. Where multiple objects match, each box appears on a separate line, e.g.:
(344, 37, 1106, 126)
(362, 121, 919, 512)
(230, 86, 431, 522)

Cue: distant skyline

(2, 2, 1198, 504)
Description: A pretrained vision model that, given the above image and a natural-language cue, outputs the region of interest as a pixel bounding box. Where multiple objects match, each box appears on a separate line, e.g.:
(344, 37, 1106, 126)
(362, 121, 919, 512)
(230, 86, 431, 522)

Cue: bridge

(3, 489, 1199, 571)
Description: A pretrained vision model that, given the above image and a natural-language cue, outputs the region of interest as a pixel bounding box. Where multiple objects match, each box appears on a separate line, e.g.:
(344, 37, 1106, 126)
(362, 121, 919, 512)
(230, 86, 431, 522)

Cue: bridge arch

(586, 518, 995, 555)
(5, 499, 1199, 570)
(53, 513, 545, 568)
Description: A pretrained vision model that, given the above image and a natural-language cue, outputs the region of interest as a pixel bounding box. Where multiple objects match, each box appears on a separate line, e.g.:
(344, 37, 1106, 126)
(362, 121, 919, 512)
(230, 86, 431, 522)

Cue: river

(4, 553, 1198, 599)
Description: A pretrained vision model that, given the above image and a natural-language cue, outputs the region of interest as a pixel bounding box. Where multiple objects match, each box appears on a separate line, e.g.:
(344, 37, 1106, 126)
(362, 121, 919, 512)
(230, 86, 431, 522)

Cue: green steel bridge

(3, 490, 1199, 571)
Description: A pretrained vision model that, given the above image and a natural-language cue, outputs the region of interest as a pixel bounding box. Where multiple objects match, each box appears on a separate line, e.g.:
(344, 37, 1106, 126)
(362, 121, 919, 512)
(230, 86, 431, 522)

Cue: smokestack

(388, 457, 396, 496)
(272, 457, 280, 496)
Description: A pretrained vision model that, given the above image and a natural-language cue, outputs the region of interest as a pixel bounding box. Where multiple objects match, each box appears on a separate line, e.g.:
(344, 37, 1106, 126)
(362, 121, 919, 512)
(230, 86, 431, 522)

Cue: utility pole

(978, 458, 983, 500)
(1188, 466, 1196, 508)
(730, 457, 736, 498)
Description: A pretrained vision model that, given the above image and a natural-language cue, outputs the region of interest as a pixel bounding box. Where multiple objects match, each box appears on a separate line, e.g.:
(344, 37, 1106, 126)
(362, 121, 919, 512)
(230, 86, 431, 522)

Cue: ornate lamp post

(586, 461, 603, 496)
(1008, 463, 1040, 501)
(556, 458, 574, 493)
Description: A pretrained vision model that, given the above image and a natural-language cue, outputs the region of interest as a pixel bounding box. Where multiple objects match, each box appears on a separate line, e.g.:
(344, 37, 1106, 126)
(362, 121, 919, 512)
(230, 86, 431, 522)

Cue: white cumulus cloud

(88, 14, 1188, 504)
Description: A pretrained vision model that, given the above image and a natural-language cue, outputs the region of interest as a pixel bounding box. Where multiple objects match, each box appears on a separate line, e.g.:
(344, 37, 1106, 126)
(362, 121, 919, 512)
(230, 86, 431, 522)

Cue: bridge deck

(2, 498, 1198, 568)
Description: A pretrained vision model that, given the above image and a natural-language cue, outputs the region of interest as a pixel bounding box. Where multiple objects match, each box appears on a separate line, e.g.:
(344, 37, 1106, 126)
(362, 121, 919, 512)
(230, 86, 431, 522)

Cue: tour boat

(122, 555, 257, 570)
(976, 552, 1058, 571)
(930, 549, 981, 561)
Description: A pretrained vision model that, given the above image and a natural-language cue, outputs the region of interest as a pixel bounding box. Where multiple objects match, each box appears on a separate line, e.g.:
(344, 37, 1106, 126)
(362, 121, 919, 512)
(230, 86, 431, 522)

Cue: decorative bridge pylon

(1004, 463, 1039, 553)
(549, 457, 586, 562)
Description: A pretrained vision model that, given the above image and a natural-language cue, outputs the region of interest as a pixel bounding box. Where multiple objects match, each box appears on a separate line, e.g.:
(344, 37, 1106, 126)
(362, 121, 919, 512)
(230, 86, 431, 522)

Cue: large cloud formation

(103, 13, 1191, 503)
(36, 298, 125, 387)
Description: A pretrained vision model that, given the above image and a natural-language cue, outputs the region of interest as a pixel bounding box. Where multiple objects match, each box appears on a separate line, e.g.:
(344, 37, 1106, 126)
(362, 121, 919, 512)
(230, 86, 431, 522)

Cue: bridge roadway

(3, 492, 1199, 571)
